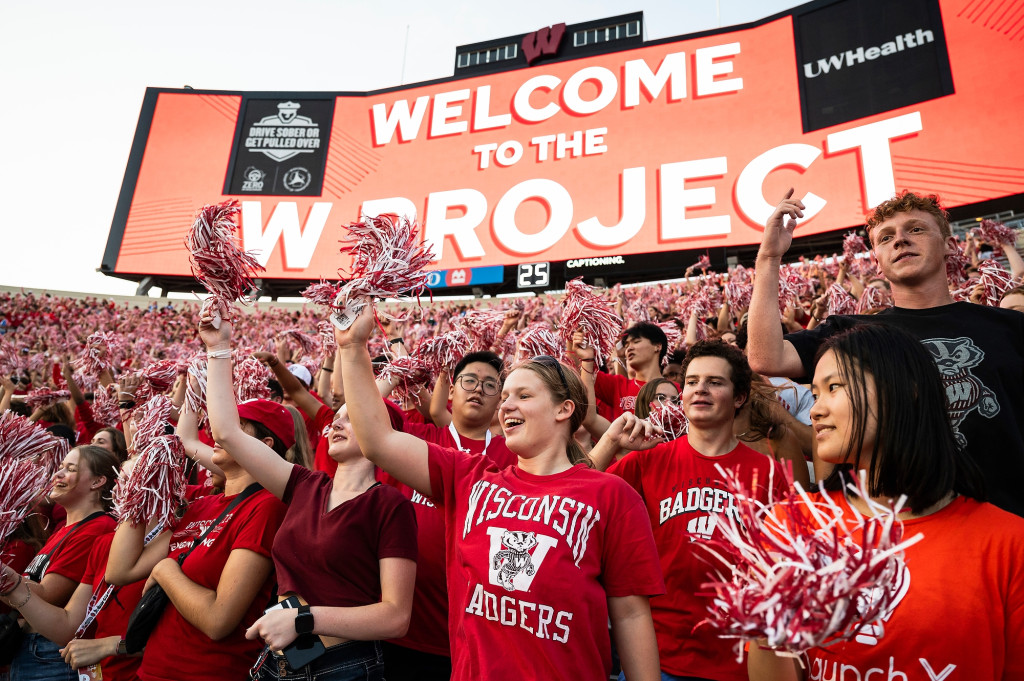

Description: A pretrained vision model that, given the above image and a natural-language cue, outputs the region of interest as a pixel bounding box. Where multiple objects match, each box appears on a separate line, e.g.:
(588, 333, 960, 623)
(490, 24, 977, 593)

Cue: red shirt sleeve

(40, 515, 116, 583)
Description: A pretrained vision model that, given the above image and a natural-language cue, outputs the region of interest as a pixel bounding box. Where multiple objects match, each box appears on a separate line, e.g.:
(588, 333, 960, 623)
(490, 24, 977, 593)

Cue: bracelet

(388, 338, 404, 346)
(580, 366, 595, 374)
(578, 358, 595, 363)
(118, 391, 135, 398)
(119, 400, 136, 410)
(6, 584, 31, 610)
(321, 367, 333, 372)
(207, 349, 232, 359)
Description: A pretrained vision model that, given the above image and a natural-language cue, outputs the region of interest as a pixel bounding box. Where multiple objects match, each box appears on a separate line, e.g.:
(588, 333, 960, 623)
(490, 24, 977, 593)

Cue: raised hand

(758, 188, 806, 260)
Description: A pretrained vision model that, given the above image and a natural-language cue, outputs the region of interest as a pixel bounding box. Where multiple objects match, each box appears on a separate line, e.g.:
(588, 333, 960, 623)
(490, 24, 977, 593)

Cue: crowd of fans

(1, 190, 1023, 681)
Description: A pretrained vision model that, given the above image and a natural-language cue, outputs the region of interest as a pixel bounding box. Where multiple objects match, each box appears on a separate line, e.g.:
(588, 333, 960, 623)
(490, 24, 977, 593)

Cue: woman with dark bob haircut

(748, 324, 1024, 680)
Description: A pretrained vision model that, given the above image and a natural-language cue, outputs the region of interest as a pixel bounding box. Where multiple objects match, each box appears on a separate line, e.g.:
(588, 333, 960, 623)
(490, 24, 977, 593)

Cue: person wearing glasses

(377, 350, 518, 679)
(335, 304, 665, 681)
(590, 341, 789, 681)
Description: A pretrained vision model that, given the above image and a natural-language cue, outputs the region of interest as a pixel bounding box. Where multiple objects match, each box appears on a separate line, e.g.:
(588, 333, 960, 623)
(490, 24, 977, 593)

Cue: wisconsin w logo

(522, 23, 566, 65)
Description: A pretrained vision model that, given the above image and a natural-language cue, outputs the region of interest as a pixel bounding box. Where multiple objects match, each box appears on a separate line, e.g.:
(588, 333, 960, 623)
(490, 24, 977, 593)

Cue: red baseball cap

(237, 399, 296, 450)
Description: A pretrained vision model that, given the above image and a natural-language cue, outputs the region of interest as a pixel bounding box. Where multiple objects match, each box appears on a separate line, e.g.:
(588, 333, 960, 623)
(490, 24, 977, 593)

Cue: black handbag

(0, 611, 23, 666)
(124, 484, 260, 654)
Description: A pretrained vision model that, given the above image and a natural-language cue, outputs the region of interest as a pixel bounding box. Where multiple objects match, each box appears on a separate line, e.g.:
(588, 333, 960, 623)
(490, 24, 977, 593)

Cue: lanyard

(448, 423, 491, 455)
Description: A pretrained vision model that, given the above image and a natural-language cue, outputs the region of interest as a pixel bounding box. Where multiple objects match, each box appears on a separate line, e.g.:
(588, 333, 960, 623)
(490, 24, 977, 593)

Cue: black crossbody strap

(27, 510, 110, 582)
(177, 483, 261, 566)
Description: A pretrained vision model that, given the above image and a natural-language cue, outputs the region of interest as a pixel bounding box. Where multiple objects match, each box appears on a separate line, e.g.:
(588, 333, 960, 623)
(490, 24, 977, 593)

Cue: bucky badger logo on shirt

(486, 527, 558, 592)
(920, 337, 999, 447)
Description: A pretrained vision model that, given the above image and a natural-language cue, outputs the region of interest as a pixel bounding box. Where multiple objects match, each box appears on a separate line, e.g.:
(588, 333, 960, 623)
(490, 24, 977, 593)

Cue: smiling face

(498, 367, 573, 457)
(870, 209, 956, 289)
(50, 449, 101, 506)
(681, 356, 744, 428)
(450, 361, 502, 428)
(326, 406, 362, 462)
(810, 349, 878, 468)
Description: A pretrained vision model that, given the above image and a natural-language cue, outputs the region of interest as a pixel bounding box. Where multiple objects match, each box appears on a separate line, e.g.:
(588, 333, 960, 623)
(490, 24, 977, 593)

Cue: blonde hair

(283, 406, 314, 470)
(514, 358, 592, 467)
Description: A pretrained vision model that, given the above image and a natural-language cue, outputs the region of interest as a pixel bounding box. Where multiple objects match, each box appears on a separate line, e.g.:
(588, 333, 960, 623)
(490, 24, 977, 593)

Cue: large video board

(103, 0, 1024, 284)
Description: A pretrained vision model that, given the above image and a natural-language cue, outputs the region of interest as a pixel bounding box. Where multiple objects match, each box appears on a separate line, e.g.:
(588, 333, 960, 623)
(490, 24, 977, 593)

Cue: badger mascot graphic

(492, 530, 538, 591)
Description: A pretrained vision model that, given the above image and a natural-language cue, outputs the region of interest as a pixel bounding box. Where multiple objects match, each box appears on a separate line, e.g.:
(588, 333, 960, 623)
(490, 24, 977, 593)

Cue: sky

(0, 0, 802, 297)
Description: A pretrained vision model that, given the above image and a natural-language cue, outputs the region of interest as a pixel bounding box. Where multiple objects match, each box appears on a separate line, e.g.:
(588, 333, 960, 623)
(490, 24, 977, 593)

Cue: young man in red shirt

(573, 322, 669, 419)
(591, 341, 787, 681)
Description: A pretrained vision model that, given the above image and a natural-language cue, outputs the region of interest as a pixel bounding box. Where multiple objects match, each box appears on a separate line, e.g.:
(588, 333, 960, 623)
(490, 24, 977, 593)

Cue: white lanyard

(75, 583, 116, 639)
(449, 423, 491, 455)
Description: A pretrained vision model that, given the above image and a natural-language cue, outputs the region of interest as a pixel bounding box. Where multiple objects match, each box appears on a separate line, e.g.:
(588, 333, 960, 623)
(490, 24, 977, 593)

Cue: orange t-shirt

(803, 494, 1024, 681)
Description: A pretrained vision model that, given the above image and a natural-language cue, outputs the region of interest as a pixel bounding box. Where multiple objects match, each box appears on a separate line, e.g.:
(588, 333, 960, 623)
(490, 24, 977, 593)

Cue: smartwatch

(294, 604, 314, 635)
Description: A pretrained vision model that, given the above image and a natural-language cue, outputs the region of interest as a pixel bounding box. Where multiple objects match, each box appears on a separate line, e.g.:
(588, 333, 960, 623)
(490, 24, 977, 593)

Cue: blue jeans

(9, 633, 75, 681)
(252, 640, 384, 681)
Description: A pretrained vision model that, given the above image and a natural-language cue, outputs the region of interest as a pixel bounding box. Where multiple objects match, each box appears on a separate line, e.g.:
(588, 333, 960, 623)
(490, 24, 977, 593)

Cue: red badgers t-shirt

(427, 443, 664, 681)
(138, 488, 286, 681)
(609, 438, 788, 680)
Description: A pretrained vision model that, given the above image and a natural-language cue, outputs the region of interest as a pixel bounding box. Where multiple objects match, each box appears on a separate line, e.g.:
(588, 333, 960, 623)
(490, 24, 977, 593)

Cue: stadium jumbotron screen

(102, 0, 1024, 293)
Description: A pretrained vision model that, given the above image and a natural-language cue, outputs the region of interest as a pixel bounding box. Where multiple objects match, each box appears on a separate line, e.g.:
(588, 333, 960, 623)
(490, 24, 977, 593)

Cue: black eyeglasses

(533, 355, 569, 393)
(456, 374, 500, 396)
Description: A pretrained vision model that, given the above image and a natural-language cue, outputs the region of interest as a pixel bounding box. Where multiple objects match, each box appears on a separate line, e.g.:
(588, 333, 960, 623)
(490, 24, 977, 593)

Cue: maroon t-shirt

(273, 465, 417, 607)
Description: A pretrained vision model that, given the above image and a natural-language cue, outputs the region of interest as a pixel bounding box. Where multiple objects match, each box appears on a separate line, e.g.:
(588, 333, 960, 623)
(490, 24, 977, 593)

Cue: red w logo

(522, 23, 566, 64)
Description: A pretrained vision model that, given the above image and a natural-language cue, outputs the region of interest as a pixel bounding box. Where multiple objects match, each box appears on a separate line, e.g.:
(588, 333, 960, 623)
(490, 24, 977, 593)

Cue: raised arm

(336, 304, 431, 496)
(61, 359, 86, 405)
(175, 378, 222, 478)
(105, 521, 171, 586)
(317, 352, 335, 401)
(252, 351, 322, 420)
(200, 313, 294, 500)
(429, 372, 453, 428)
(748, 189, 809, 378)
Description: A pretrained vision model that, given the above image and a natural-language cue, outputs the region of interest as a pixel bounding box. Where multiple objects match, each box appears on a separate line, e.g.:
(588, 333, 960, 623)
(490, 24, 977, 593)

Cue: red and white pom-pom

(843, 231, 869, 259)
(377, 355, 433, 405)
(974, 219, 1018, 247)
(414, 327, 471, 378)
(656, 321, 683, 354)
(0, 411, 68, 479)
(132, 395, 174, 456)
(724, 280, 753, 312)
(112, 434, 187, 528)
(699, 468, 922, 659)
(234, 357, 272, 402)
(317, 321, 337, 357)
(946, 237, 970, 287)
(827, 283, 858, 317)
(141, 359, 182, 393)
(278, 329, 320, 357)
(91, 384, 121, 428)
(695, 254, 712, 273)
(978, 260, 1017, 306)
(302, 279, 342, 308)
(0, 337, 17, 377)
(514, 324, 562, 364)
(331, 214, 435, 329)
(73, 331, 125, 378)
(559, 278, 623, 364)
(625, 298, 652, 325)
(856, 285, 893, 314)
(25, 388, 71, 411)
(647, 401, 688, 440)
(0, 457, 51, 549)
(460, 309, 507, 353)
(777, 265, 814, 313)
(185, 200, 264, 329)
(182, 356, 209, 426)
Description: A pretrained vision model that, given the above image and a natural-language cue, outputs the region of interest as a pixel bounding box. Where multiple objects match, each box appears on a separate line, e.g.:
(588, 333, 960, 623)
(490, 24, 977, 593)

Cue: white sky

(0, 0, 801, 297)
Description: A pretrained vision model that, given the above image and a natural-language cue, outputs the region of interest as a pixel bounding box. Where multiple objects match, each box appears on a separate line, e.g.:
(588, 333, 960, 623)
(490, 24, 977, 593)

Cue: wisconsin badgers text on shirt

(463, 481, 600, 567)
(465, 583, 573, 643)
(659, 486, 739, 526)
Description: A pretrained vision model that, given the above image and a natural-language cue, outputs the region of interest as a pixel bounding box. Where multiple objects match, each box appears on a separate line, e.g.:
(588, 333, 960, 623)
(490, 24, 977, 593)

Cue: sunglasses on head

(532, 355, 569, 393)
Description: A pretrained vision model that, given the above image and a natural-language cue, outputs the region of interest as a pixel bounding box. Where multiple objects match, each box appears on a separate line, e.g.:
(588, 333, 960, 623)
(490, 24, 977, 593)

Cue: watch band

(116, 638, 128, 655)
(294, 604, 314, 635)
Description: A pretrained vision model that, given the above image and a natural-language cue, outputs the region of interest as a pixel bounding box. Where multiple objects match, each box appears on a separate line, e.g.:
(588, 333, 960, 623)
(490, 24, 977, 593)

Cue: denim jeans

(252, 640, 384, 681)
(9, 633, 76, 681)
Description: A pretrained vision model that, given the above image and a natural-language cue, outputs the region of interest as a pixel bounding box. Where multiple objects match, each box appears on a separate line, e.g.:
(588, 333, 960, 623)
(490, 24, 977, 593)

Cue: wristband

(116, 639, 128, 656)
(321, 367, 333, 372)
(388, 338, 404, 346)
(207, 349, 232, 359)
(119, 400, 136, 410)
(578, 358, 595, 363)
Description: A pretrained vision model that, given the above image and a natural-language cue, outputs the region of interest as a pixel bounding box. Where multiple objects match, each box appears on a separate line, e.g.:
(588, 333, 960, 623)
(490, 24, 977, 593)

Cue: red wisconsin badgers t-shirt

(609, 438, 787, 680)
(138, 489, 286, 681)
(427, 444, 664, 681)
(594, 372, 645, 420)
